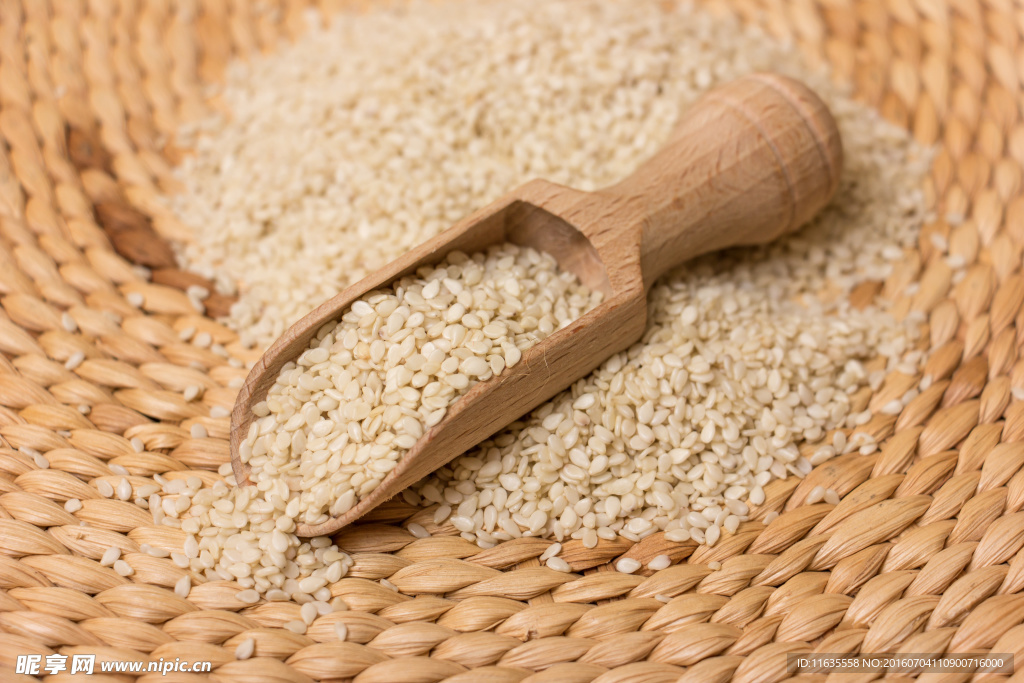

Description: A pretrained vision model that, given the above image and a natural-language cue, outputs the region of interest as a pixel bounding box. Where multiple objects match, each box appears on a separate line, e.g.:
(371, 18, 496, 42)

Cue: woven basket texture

(1, 0, 1023, 681)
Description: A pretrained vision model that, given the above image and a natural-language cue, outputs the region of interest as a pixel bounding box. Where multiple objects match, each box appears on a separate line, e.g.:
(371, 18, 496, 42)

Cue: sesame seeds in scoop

(177, 244, 599, 599)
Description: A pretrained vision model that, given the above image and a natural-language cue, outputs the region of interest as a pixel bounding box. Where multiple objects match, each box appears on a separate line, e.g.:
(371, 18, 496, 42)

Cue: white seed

(235, 590, 260, 604)
(407, 523, 429, 539)
(283, 620, 306, 634)
(665, 529, 691, 543)
(100, 547, 121, 566)
(648, 555, 671, 571)
(113, 560, 133, 576)
(539, 543, 562, 562)
(300, 602, 318, 625)
(615, 558, 642, 574)
(235, 637, 255, 660)
(175, 575, 191, 598)
(545, 557, 571, 573)
(806, 485, 826, 504)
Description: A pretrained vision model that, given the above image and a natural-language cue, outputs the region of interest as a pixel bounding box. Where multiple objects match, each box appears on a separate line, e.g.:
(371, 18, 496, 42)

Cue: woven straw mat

(1, 0, 1024, 681)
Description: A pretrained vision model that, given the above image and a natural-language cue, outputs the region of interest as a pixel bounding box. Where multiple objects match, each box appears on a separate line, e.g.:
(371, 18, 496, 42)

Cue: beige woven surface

(0, 0, 1023, 681)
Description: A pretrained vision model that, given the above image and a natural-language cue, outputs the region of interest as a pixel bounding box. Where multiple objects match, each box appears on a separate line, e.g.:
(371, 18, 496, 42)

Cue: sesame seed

(100, 547, 121, 566)
(64, 351, 85, 371)
(235, 637, 255, 660)
(648, 555, 671, 571)
(283, 620, 306, 634)
(407, 523, 429, 539)
(615, 558, 642, 574)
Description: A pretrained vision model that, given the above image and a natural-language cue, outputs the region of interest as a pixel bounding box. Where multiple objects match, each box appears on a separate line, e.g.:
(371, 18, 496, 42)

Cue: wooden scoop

(230, 73, 842, 537)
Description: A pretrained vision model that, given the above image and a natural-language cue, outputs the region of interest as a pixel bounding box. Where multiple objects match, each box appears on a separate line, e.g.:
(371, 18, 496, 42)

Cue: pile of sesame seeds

(240, 243, 599, 527)
(148, 244, 596, 603)
(159, 0, 931, 590)
(413, 59, 931, 549)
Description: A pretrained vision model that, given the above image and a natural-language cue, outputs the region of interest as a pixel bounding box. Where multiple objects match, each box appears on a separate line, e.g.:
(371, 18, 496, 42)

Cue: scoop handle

(595, 73, 842, 287)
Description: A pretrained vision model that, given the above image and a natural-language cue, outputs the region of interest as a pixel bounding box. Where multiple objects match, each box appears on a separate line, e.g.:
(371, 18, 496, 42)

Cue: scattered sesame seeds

(156, 0, 929, 602)
(539, 543, 563, 563)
